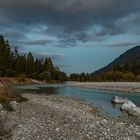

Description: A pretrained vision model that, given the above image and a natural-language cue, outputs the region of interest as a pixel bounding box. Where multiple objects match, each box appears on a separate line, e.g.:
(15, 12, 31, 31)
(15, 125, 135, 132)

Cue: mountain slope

(94, 46, 140, 74)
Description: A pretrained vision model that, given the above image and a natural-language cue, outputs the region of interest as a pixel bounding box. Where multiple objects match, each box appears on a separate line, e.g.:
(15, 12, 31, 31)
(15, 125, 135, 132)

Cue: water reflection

(36, 87, 59, 94)
(14, 85, 59, 95)
(111, 103, 121, 109)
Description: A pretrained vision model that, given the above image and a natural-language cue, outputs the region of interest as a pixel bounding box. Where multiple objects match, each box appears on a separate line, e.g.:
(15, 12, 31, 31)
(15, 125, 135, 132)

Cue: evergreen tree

(26, 52, 35, 77)
(0, 35, 67, 82)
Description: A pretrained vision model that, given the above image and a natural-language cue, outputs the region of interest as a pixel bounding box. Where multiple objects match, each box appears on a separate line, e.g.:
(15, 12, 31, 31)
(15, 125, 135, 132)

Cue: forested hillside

(70, 46, 140, 82)
(94, 46, 140, 74)
(0, 35, 67, 82)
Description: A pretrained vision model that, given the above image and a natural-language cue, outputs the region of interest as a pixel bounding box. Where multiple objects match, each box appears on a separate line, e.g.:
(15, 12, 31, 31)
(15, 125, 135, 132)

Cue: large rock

(111, 96, 128, 104)
(128, 107, 140, 117)
(121, 101, 136, 111)
(121, 101, 140, 117)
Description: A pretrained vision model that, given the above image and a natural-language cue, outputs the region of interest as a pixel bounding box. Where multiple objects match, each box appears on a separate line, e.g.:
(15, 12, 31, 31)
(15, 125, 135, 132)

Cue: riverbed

(15, 83, 140, 118)
(1, 93, 140, 140)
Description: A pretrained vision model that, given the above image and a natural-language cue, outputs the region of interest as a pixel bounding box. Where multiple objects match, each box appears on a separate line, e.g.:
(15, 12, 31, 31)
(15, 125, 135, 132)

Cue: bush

(122, 72, 135, 81)
(136, 75, 140, 81)
(5, 69, 16, 77)
(16, 75, 26, 82)
(39, 71, 51, 82)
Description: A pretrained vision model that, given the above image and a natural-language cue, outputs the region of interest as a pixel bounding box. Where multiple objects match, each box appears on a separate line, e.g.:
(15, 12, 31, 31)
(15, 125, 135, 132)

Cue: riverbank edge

(0, 93, 140, 139)
(66, 81, 140, 93)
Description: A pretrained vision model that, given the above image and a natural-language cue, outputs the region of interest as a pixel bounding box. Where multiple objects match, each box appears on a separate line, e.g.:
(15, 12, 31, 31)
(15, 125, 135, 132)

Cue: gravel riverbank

(66, 82, 140, 93)
(0, 93, 140, 140)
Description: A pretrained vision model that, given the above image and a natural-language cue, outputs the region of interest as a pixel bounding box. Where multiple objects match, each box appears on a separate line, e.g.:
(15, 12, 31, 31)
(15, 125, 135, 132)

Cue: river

(15, 83, 140, 118)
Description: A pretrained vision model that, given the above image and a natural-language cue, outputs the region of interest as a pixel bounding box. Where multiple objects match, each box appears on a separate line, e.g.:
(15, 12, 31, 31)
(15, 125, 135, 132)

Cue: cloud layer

(0, 0, 140, 47)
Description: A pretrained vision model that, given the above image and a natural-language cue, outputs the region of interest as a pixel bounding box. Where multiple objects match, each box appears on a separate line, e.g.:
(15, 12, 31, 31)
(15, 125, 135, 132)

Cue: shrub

(39, 71, 51, 82)
(16, 75, 26, 82)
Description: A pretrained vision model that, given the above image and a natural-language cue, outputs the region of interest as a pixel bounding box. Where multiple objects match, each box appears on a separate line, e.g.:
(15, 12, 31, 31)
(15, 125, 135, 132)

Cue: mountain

(94, 46, 140, 74)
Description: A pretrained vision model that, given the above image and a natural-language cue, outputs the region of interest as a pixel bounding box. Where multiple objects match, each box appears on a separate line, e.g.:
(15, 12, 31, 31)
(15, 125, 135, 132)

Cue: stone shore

(0, 93, 140, 140)
(66, 82, 140, 93)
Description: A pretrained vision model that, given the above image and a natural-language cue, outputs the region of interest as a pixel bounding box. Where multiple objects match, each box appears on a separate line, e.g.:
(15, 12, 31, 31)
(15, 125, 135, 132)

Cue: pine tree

(0, 35, 67, 81)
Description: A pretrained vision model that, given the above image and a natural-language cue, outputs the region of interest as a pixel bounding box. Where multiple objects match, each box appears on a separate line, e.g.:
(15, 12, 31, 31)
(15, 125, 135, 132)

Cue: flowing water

(15, 83, 140, 118)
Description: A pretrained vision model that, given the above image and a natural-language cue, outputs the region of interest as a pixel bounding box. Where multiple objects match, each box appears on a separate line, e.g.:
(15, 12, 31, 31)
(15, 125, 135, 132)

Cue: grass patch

(11, 93, 28, 103)
(0, 86, 14, 111)
(0, 84, 14, 111)
(0, 80, 28, 112)
(0, 101, 14, 112)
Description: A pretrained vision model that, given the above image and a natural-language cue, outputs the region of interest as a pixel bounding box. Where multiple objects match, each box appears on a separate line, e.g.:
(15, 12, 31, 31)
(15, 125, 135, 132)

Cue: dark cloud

(0, 0, 140, 44)
(19, 39, 50, 46)
(33, 52, 64, 60)
(108, 42, 140, 47)
(4, 32, 26, 39)
(75, 32, 90, 42)
(59, 38, 77, 47)
(58, 64, 72, 68)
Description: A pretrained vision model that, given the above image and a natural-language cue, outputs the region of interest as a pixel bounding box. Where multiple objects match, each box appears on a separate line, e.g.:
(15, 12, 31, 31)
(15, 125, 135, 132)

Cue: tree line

(69, 63, 140, 82)
(1, 34, 140, 82)
(0, 35, 67, 82)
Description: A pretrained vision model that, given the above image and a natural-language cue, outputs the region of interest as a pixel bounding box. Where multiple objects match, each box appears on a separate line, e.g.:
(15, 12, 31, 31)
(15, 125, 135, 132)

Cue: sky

(0, 0, 140, 75)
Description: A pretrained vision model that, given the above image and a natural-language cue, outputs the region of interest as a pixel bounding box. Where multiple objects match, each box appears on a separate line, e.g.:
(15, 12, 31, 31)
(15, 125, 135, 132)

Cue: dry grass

(0, 81, 12, 138)
(0, 78, 14, 102)
(0, 77, 28, 103)
(0, 86, 11, 102)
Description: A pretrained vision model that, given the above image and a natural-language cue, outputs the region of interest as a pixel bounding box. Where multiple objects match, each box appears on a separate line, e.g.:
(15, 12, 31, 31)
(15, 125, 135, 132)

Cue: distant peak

(94, 45, 140, 74)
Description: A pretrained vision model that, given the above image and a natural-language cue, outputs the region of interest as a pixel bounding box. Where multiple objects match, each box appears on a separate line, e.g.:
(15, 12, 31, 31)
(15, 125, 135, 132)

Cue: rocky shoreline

(66, 82, 140, 93)
(0, 93, 140, 140)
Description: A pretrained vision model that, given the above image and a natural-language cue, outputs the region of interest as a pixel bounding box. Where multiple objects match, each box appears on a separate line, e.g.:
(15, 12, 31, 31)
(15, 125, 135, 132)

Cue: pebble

(55, 128, 60, 132)
(100, 119, 108, 125)
(0, 94, 140, 140)
(10, 101, 19, 108)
